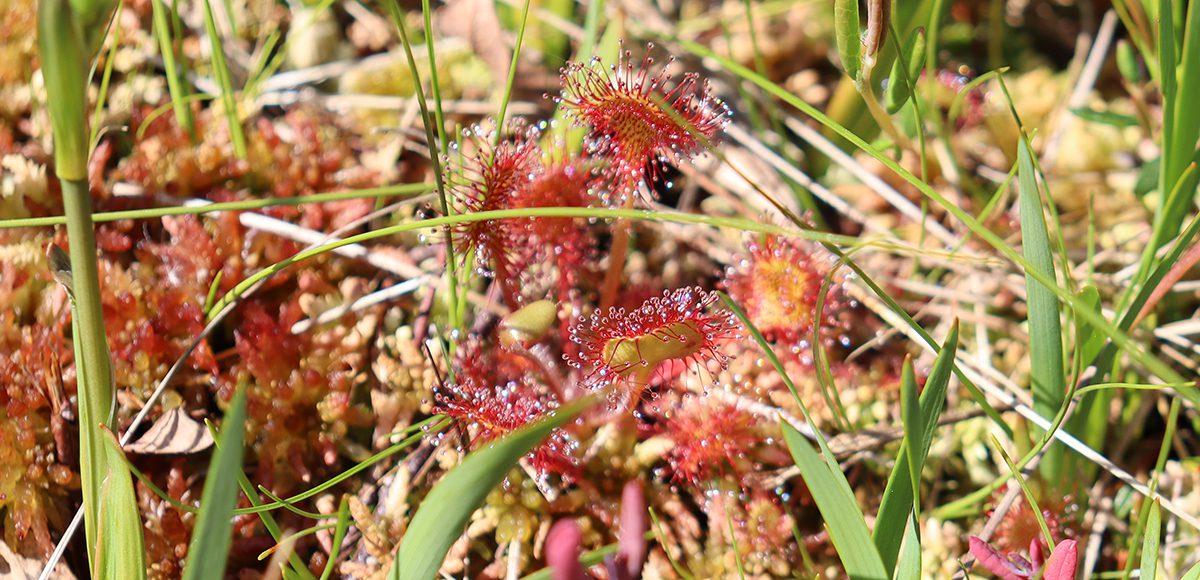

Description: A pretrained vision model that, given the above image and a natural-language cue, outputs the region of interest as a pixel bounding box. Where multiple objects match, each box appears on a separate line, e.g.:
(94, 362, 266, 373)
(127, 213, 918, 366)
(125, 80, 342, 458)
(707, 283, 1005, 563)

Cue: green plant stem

(386, 0, 462, 333)
(62, 178, 117, 561)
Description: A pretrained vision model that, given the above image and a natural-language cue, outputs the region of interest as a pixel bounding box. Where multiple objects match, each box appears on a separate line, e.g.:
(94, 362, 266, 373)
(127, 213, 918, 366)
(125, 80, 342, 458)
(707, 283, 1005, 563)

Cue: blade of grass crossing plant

(834, 0, 862, 82)
(319, 498, 351, 580)
(1140, 500, 1161, 580)
(182, 386, 248, 580)
(992, 437, 1056, 550)
(94, 427, 146, 580)
(873, 323, 958, 573)
(720, 292, 835, 456)
(782, 421, 888, 580)
(1017, 139, 1067, 480)
(389, 398, 594, 580)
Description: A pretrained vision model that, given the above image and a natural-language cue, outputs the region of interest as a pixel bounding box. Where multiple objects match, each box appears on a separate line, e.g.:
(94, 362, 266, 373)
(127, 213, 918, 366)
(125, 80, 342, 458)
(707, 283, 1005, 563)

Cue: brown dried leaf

(124, 407, 214, 455)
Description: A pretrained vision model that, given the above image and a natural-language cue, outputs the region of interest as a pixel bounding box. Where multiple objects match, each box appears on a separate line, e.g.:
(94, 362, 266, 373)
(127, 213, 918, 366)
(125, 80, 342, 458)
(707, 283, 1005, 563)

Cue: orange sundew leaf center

(752, 258, 816, 330)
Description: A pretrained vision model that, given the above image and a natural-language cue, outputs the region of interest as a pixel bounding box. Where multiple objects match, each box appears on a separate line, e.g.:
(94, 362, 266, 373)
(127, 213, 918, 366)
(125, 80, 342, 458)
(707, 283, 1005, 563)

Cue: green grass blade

(834, 0, 862, 82)
(94, 428, 146, 580)
(200, 0, 246, 159)
(894, 517, 920, 580)
(1017, 138, 1070, 482)
(150, 0, 194, 139)
(319, 498, 352, 580)
(872, 323, 958, 573)
(1139, 500, 1161, 580)
(0, 183, 433, 229)
(89, 3, 120, 154)
(182, 385, 249, 580)
(1183, 560, 1200, 580)
(389, 398, 595, 580)
(781, 420, 888, 580)
(1152, 0, 1200, 248)
(900, 357, 921, 504)
(992, 439, 1055, 549)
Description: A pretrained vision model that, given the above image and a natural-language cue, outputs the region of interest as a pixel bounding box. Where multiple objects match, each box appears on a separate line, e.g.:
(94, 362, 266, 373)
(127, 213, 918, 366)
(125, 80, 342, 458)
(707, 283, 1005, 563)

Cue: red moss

(0, 315, 76, 558)
(557, 44, 729, 199)
(566, 287, 739, 398)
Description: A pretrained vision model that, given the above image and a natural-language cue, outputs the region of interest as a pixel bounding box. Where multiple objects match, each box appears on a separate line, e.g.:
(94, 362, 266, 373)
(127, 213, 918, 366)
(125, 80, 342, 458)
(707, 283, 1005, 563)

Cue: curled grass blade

(991, 436, 1055, 550)
(389, 398, 595, 579)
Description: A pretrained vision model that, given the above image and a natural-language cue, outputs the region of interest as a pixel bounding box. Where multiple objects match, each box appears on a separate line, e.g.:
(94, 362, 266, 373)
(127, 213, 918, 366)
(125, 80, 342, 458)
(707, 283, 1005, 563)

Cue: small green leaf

(390, 398, 594, 580)
(182, 386, 249, 580)
(1116, 40, 1142, 84)
(1069, 107, 1139, 128)
(1073, 285, 1105, 368)
(835, 0, 862, 81)
(873, 323, 959, 573)
(885, 28, 926, 113)
(1139, 500, 1161, 580)
(900, 357, 921, 502)
(893, 516, 920, 580)
(781, 421, 888, 580)
(1018, 138, 1067, 479)
(95, 428, 147, 580)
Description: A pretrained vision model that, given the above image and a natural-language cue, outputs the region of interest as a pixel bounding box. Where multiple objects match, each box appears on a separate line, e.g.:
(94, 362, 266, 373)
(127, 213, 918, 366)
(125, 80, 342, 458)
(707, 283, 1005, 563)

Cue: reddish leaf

(1041, 540, 1078, 580)
(968, 536, 1030, 580)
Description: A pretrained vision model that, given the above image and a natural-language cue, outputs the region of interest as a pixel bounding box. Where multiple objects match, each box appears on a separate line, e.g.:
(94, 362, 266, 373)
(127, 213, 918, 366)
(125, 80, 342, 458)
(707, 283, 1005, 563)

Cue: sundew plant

(5, 0, 1200, 578)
